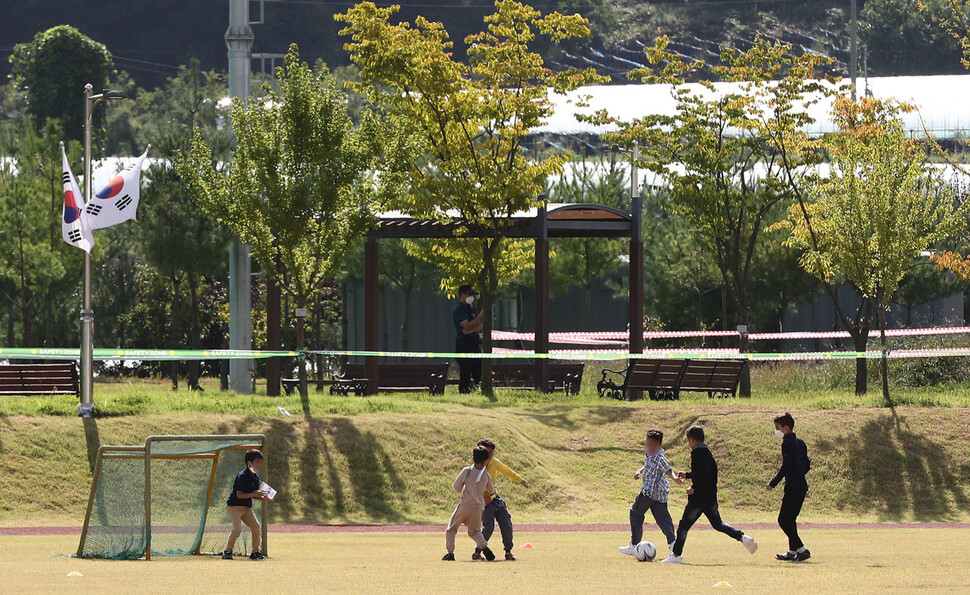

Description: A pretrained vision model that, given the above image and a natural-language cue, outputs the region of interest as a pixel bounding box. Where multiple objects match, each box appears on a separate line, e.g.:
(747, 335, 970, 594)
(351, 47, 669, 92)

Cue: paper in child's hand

(259, 481, 277, 502)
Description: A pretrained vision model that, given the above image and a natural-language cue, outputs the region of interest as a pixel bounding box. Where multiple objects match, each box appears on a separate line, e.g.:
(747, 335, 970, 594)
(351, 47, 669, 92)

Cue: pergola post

(534, 203, 550, 392)
(364, 236, 379, 395)
(628, 143, 644, 400)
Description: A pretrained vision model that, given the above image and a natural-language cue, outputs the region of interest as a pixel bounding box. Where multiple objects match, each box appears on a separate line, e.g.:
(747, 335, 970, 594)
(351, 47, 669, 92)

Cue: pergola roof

(369, 202, 633, 240)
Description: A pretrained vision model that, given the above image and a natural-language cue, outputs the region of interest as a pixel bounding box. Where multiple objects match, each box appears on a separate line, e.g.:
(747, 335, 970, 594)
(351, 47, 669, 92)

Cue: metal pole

(628, 142, 644, 400)
(78, 83, 96, 417)
(227, 0, 255, 393)
(850, 0, 858, 100)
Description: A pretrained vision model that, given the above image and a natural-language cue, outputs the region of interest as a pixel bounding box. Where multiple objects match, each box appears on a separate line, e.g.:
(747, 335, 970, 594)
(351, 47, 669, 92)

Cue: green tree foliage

(337, 0, 606, 392)
(9, 26, 113, 142)
(177, 44, 410, 398)
(583, 36, 833, 395)
(0, 119, 82, 346)
(862, 0, 963, 75)
(137, 61, 232, 390)
(776, 97, 966, 400)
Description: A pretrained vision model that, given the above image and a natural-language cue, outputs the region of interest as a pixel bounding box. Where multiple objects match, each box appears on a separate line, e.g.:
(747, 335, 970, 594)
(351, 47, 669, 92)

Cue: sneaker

(442, 553, 456, 561)
(505, 552, 516, 561)
(472, 549, 483, 561)
(776, 551, 797, 561)
(249, 551, 264, 560)
(742, 535, 758, 554)
(660, 554, 683, 564)
(793, 549, 811, 562)
(221, 550, 233, 560)
(482, 547, 496, 561)
(619, 545, 636, 556)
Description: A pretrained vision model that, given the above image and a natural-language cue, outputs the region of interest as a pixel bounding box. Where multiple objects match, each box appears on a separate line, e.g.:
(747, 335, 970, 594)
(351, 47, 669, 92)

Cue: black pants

(779, 490, 806, 550)
(630, 491, 675, 546)
(455, 336, 481, 394)
(482, 496, 514, 552)
(672, 500, 743, 557)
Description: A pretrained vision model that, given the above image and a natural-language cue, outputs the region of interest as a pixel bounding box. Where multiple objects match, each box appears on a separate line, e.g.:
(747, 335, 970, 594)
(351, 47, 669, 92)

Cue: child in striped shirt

(619, 428, 682, 558)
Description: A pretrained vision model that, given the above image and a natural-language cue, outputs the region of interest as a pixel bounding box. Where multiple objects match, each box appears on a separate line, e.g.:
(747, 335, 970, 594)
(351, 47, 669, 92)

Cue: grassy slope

(2, 382, 969, 526)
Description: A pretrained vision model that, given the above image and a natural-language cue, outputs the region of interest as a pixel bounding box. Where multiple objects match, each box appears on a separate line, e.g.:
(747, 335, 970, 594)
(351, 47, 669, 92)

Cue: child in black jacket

(767, 412, 812, 562)
(661, 425, 758, 564)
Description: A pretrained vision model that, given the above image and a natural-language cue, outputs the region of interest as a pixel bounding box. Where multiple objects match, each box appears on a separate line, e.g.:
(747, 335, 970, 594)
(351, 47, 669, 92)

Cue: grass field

(4, 529, 970, 593)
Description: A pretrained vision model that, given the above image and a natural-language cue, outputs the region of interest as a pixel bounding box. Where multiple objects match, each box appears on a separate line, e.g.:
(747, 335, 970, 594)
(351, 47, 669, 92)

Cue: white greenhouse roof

(540, 75, 970, 138)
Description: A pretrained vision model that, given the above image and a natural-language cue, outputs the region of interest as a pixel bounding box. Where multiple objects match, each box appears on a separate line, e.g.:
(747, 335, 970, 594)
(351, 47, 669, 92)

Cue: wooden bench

(597, 359, 688, 401)
(283, 362, 449, 396)
(491, 362, 585, 394)
(679, 359, 746, 398)
(0, 362, 79, 396)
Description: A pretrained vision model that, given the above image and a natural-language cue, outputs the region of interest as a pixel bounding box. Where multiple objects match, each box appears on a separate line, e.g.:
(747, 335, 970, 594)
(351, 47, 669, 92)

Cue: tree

(924, 0, 970, 68)
(582, 37, 833, 396)
(177, 44, 409, 399)
(861, 0, 963, 75)
(138, 61, 232, 390)
(776, 97, 965, 401)
(336, 0, 606, 393)
(10, 25, 113, 142)
(0, 119, 82, 347)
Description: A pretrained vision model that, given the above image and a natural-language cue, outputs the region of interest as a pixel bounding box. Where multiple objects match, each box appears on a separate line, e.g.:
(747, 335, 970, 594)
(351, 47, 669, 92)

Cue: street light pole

(78, 84, 126, 417)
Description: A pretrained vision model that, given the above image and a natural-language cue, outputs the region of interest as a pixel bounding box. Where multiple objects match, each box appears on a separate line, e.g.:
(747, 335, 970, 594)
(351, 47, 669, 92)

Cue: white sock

(797, 547, 808, 553)
(788, 550, 796, 555)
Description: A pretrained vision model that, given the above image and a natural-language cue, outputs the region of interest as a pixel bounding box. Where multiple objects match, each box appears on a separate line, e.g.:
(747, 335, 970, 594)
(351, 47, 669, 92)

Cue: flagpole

(79, 83, 95, 417)
(78, 84, 127, 417)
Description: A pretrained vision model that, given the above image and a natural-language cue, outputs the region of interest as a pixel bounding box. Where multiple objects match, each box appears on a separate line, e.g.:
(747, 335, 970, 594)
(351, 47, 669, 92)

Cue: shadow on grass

(82, 416, 100, 473)
(515, 404, 638, 430)
(329, 417, 410, 522)
(843, 414, 969, 521)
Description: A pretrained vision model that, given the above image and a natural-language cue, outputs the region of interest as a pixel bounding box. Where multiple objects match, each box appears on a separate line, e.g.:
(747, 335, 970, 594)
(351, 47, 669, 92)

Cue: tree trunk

(187, 275, 202, 391)
(738, 304, 751, 398)
(720, 285, 729, 349)
(170, 278, 182, 390)
(480, 240, 498, 397)
(297, 294, 308, 399)
(853, 317, 871, 396)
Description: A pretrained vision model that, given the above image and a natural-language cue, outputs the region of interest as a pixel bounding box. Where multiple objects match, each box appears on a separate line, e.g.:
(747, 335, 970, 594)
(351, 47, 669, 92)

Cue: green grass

(2, 400, 968, 527)
(5, 530, 970, 593)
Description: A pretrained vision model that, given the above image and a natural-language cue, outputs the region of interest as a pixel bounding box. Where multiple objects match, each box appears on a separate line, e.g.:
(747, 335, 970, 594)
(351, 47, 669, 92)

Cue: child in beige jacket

(442, 446, 496, 561)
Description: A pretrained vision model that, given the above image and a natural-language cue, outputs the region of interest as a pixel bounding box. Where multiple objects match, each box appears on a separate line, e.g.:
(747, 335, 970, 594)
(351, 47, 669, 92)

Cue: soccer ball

(633, 540, 657, 562)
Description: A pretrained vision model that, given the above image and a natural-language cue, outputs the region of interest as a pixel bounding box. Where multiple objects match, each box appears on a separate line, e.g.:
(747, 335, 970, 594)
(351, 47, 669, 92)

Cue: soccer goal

(77, 434, 267, 560)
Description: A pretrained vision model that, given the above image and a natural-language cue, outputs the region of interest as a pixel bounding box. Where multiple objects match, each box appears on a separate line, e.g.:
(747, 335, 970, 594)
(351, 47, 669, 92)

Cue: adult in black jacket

(661, 425, 758, 564)
(767, 412, 812, 562)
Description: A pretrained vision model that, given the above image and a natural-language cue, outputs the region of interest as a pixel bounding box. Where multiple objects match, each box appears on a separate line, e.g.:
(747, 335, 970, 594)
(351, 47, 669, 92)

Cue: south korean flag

(61, 144, 94, 253)
(86, 146, 150, 230)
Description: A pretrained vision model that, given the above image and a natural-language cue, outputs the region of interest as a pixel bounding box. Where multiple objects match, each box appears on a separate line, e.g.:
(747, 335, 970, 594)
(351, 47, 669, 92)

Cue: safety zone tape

(2, 346, 970, 362)
(0, 348, 299, 361)
(492, 326, 970, 343)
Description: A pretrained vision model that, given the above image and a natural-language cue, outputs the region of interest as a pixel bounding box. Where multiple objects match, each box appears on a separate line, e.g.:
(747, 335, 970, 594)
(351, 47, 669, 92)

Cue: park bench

(597, 359, 688, 401)
(283, 362, 449, 396)
(678, 359, 746, 399)
(0, 362, 79, 396)
(491, 362, 585, 394)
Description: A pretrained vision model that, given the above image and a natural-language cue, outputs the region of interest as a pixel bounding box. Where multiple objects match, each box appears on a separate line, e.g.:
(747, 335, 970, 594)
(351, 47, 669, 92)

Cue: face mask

(465, 296, 475, 305)
(774, 429, 785, 439)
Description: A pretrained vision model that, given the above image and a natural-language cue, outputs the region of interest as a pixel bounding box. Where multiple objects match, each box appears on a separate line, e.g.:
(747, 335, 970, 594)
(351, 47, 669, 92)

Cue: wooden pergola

(363, 201, 645, 396)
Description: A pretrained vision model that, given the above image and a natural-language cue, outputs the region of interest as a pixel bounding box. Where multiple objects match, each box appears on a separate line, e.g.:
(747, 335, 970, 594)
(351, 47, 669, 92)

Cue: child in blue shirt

(619, 429, 682, 558)
(222, 449, 269, 560)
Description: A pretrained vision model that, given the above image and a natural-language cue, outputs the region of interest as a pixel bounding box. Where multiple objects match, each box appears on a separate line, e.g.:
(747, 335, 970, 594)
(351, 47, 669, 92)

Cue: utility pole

(226, 0, 254, 393)
(850, 0, 858, 100)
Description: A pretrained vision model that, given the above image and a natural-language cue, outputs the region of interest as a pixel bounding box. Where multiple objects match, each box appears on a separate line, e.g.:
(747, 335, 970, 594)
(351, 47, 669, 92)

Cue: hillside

(2, 403, 968, 527)
(1, 0, 960, 91)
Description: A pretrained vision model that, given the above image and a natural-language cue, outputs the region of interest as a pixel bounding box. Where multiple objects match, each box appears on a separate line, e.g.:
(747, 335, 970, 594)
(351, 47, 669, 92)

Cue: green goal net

(77, 434, 266, 560)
